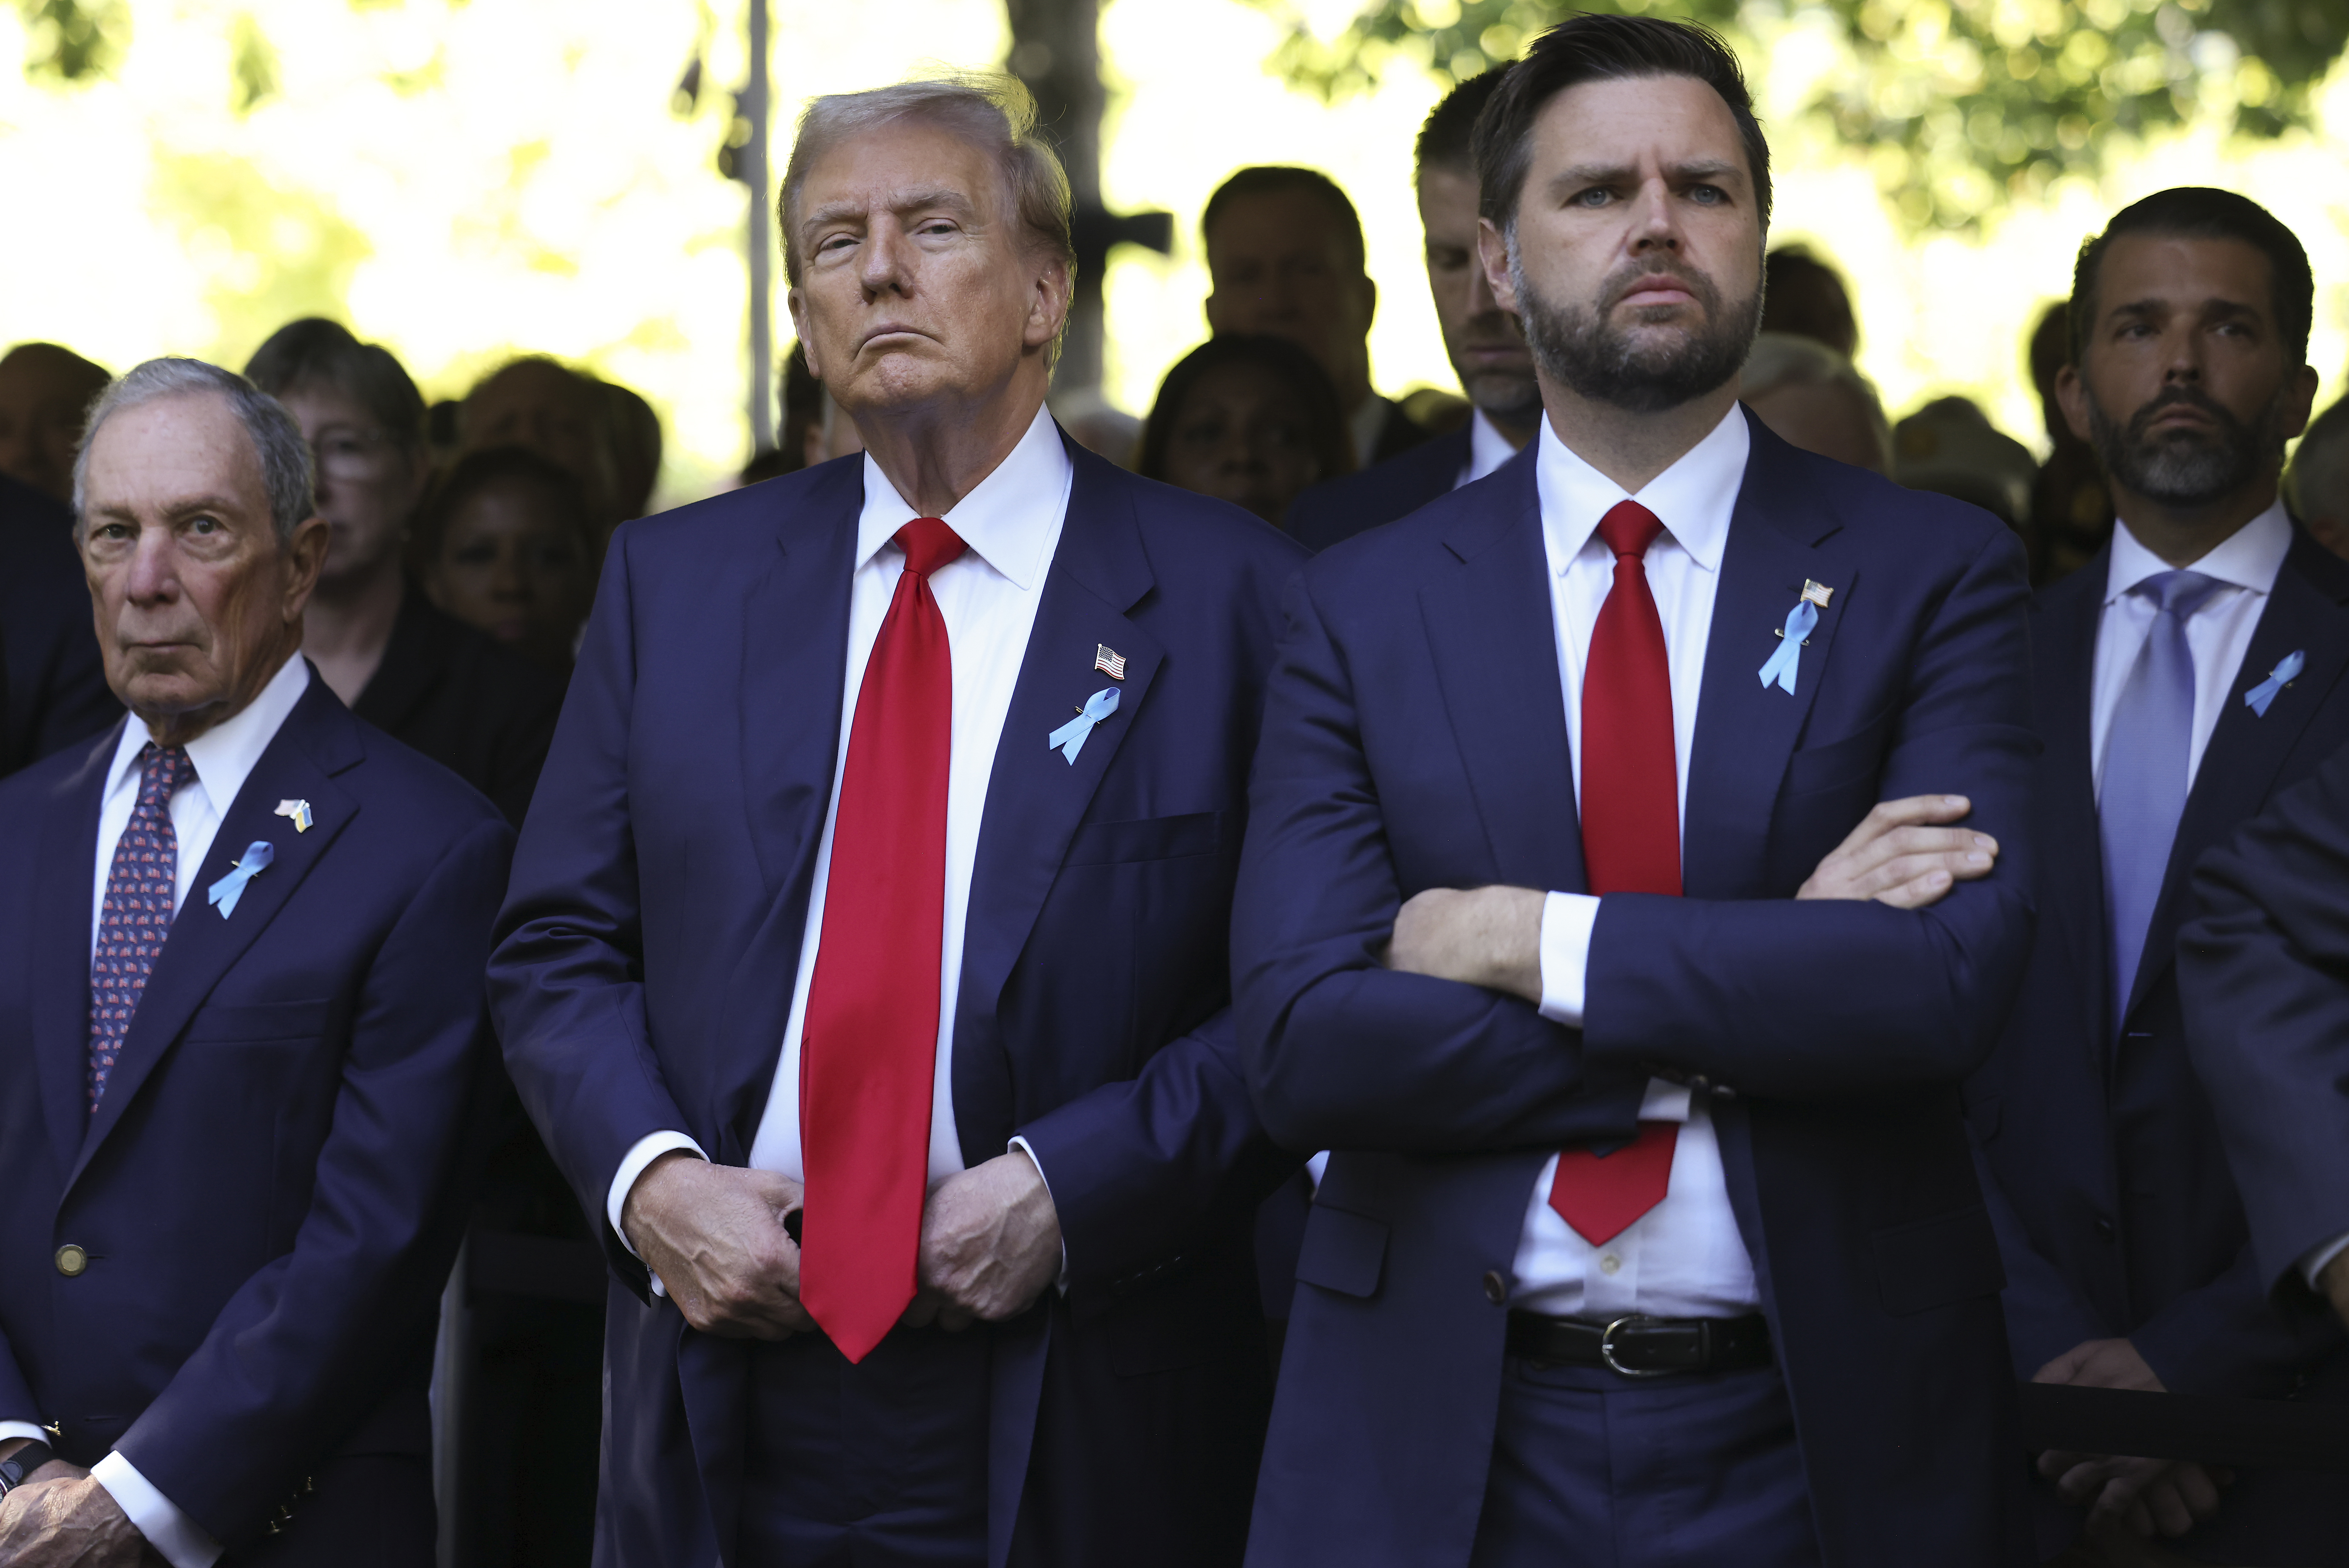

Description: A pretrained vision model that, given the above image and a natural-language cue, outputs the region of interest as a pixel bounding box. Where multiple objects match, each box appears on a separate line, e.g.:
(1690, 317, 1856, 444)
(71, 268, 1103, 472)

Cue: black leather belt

(1505, 1311, 1773, 1378)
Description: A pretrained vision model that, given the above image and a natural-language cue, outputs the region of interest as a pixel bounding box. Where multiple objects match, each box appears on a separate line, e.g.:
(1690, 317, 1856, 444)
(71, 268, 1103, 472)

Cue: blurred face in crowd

(1485, 74, 1765, 415)
(1204, 192, 1376, 411)
(464, 361, 619, 514)
(79, 393, 328, 744)
(1418, 162, 1540, 432)
(1159, 362, 1332, 524)
(2059, 234, 2317, 512)
(1760, 260, 1858, 360)
(423, 476, 596, 671)
(1744, 379, 1889, 473)
(0, 343, 111, 502)
(788, 118, 1071, 430)
(275, 379, 429, 592)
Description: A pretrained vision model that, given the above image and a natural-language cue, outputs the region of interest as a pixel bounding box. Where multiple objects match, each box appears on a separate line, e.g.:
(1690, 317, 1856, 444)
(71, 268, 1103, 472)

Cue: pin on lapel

(1094, 644, 1127, 681)
(207, 840, 276, 920)
(2244, 649, 2306, 717)
(1801, 579, 1834, 610)
(1049, 688, 1121, 764)
(1759, 584, 1832, 696)
(274, 798, 314, 833)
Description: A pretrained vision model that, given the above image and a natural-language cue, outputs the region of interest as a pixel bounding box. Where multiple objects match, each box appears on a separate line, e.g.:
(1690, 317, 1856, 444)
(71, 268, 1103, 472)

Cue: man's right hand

(1797, 795, 1998, 909)
(2321, 1249, 2349, 1330)
(620, 1152, 813, 1340)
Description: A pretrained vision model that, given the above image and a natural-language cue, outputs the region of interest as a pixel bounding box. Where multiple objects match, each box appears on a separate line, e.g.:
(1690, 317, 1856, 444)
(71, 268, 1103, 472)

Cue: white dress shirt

(4, 653, 312, 1568)
(1454, 409, 1519, 490)
(2089, 507, 2348, 1288)
(608, 405, 1074, 1250)
(1514, 406, 1761, 1320)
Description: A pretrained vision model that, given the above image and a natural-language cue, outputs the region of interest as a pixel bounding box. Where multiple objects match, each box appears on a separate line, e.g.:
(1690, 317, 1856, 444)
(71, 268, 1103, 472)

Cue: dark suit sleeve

(1973, 1144, 2109, 1376)
(0, 1326, 34, 1432)
(112, 816, 510, 1543)
(1235, 569, 1650, 1155)
(2131, 1239, 2343, 1398)
(1012, 1007, 1295, 1304)
(488, 537, 692, 1288)
(1583, 525, 2037, 1097)
(2181, 742, 2349, 1295)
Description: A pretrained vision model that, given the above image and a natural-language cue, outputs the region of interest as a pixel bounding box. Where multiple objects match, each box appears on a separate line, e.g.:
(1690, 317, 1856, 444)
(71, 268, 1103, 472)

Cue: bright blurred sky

(2, 0, 2346, 505)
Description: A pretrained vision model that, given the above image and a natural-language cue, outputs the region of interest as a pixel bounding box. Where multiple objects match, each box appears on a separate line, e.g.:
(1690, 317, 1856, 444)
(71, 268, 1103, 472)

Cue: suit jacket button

(1481, 1270, 1507, 1305)
(54, 1245, 88, 1277)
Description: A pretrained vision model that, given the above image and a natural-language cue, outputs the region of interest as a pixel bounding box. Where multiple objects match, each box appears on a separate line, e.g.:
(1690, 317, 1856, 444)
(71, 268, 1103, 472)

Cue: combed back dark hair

(1136, 334, 1356, 485)
(1474, 14, 1771, 234)
(1201, 167, 1366, 272)
(1416, 68, 1511, 179)
(243, 318, 427, 448)
(74, 357, 314, 544)
(2068, 187, 2313, 368)
(411, 443, 594, 566)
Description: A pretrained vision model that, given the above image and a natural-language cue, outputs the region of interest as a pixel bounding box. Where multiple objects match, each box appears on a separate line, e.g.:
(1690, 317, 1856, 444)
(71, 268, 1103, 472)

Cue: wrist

(0, 1440, 54, 1494)
(621, 1149, 701, 1252)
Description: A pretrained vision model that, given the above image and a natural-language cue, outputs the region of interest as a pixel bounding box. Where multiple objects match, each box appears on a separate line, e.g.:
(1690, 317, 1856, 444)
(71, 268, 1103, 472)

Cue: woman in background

(416, 444, 600, 674)
(1138, 334, 1354, 527)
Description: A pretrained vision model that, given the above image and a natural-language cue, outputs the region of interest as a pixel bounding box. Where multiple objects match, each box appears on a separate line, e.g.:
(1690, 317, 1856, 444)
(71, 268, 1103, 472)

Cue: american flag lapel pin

(1094, 644, 1127, 681)
(273, 798, 314, 833)
(1801, 579, 1834, 610)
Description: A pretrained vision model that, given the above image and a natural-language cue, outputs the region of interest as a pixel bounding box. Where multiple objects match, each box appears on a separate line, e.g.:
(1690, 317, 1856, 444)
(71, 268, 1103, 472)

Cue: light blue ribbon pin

(2244, 649, 2306, 717)
(1048, 688, 1121, 765)
(206, 840, 275, 919)
(1757, 599, 1820, 695)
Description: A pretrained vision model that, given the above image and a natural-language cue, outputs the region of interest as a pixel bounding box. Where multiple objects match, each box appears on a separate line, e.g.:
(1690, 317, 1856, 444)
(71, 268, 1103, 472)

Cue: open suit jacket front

(1236, 413, 2041, 1568)
(489, 433, 1306, 1568)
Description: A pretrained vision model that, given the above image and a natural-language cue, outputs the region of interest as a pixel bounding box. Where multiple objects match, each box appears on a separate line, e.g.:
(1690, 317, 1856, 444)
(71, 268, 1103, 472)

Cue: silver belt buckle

(1599, 1315, 1674, 1379)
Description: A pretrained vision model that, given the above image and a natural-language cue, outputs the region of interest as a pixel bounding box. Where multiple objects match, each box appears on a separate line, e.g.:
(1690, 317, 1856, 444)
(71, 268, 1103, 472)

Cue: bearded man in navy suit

(490, 75, 1302, 1568)
(0, 358, 507, 1566)
(1236, 17, 2039, 1566)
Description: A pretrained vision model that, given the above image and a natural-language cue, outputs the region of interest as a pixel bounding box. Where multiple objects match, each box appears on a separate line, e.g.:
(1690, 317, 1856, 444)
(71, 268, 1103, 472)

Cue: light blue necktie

(2099, 569, 2225, 1026)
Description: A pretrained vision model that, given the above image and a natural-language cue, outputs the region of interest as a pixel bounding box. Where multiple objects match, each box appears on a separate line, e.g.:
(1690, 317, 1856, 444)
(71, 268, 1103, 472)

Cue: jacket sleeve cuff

(1006, 1136, 1071, 1294)
(1538, 892, 1600, 1026)
(92, 1450, 222, 1568)
(607, 1131, 708, 1299)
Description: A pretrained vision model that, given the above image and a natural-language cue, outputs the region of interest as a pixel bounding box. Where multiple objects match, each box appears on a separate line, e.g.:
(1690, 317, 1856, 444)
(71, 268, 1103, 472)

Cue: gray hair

(72, 357, 316, 545)
(2288, 395, 2349, 523)
(1738, 332, 1890, 462)
(779, 74, 1075, 294)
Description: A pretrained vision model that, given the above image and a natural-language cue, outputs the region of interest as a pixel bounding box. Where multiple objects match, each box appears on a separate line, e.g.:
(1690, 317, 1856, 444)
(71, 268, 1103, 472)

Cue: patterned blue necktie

(88, 743, 192, 1114)
(2100, 570, 2225, 1026)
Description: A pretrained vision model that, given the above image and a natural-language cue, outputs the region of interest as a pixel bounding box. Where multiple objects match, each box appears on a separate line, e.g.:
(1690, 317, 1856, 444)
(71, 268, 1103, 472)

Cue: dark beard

(2083, 381, 2284, 507)
(1509, 244, 1760, 414)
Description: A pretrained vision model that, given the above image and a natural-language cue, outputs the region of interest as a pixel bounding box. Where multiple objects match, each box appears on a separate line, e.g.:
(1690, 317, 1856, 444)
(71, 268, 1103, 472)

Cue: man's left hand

(2320, 1250, 2349, 1330)
(907, 1151, 1062, 1333)
(1382, 886, 1545, 1004)
(0, 1474, 158, 1567)
(2032, 1338, 2230, 1537)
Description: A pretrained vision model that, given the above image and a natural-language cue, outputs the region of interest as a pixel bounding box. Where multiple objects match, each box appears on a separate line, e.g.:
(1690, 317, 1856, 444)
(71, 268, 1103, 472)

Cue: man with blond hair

(490, 75, 1303, 1566)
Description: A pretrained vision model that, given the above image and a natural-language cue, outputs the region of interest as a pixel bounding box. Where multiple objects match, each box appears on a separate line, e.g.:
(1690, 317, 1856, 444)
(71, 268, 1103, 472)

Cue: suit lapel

(2126, 532, 2349, 1019)
(709, 462, 861, 1163)
(69, 686, 361, 1191)
(1417, 447, 1587, 893)
(2028, 561, 2114, 1051)
(1682, 419, 1854, 899)
(952, 438, 1164, 1165)
(30, 728, 117, 1177)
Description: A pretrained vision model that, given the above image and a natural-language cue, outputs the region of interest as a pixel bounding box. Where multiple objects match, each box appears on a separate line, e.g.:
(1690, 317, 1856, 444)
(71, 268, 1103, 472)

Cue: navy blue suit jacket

(1284, 425, 1468, 553)
(1964, 532, 2349, 1554)
(2183, 735, 2349, 1298)
(489, 431, 1305, 1568)
(0, 678, 509, 1553)
(0, 474, 119, 776)
(1236, 412, 2038, 1568)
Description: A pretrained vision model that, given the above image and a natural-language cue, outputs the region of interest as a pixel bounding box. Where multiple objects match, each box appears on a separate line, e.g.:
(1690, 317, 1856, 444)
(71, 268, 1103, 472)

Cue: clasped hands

(621, 1148, 1062, 1342)
(0, 1443, 160, 1568)
(1384, 793, 1997, 994)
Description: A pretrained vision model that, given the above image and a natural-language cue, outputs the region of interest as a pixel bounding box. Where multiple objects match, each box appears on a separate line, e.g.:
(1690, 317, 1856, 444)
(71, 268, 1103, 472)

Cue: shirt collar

(2105, 499, 2292, 606)
(855, 402, 1071, 591)
(1535, 403, 1748, 575)
(106, 651, 311, 809)
(1465, 409, 1519, 484)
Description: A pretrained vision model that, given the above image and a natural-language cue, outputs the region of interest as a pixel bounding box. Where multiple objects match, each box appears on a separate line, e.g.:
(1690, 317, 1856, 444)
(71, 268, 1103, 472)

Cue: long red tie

(799, 518, 966, 1363)
(1549, 500, 1682, 1247)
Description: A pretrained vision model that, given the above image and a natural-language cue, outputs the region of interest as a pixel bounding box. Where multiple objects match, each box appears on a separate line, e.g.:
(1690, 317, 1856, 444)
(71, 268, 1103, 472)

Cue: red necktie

(1549, 500, 1681, 1247)
(799, 517, 966, 1363)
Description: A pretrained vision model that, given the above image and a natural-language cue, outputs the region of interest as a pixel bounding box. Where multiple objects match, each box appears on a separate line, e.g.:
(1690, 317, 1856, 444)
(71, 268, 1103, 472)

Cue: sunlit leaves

(17, 0, 128, 82)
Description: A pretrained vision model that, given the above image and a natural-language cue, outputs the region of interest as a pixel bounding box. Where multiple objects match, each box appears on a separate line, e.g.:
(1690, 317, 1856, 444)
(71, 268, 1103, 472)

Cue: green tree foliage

(1244, 0, 2349, 229)
(17, 0, 128, 82)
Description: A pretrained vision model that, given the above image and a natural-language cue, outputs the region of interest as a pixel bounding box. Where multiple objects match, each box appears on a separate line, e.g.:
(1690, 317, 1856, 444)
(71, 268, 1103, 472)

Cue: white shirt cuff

(0, 1421, 47, 1446)
(2300, 1231, 2349, 1291)
(1537, 891, 1601, 1026)
(92, 1451, 222, 1568)
(608, 1131, 708, 1299)
(1305, 1151, 1331, 1190)
(1638, 1078, 1693, 1123)
(1006, 1136, 1071, 1293)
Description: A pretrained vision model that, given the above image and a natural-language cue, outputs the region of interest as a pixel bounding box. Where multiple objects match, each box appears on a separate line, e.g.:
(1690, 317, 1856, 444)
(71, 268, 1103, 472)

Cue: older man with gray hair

(490, 74, 1303, 1567)
(0, 357, 509, 1567)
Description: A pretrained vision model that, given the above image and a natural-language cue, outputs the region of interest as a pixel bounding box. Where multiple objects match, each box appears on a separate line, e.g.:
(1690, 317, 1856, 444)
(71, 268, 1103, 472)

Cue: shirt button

(1598, 1253, 1622, 1276)
(54, 1245, 88, 1277)
(1481, 1270, 1508, 1305)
